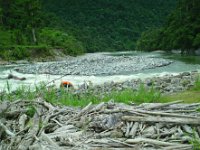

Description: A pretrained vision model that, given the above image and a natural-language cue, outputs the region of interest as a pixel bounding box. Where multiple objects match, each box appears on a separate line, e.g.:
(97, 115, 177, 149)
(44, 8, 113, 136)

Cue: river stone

(171, 78, 180, 84)
(180, 79, 191, 86)
(181, 72, 191, 76)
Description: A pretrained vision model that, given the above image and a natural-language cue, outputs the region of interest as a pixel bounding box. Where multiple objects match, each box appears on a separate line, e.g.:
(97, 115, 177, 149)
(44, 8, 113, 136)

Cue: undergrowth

(1, 83, 161, 107)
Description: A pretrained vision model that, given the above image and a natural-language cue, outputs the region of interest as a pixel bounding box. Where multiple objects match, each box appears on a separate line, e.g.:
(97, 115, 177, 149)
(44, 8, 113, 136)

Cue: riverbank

(15, 53, 173, 76)
(76, 71, 200, 96)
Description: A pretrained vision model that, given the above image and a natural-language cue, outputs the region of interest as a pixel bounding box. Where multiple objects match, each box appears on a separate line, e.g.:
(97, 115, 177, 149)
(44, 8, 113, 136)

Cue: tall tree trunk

(32, 28, 37, 44)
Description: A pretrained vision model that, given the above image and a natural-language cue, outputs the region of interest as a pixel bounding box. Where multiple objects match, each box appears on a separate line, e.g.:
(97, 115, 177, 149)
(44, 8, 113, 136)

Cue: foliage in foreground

(2, 76, 200, 107)
(189, 131, 200, 150)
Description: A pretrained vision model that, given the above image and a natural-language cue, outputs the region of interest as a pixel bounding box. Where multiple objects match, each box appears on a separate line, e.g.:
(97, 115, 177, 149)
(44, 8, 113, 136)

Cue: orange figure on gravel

(60, 81, 74, 88)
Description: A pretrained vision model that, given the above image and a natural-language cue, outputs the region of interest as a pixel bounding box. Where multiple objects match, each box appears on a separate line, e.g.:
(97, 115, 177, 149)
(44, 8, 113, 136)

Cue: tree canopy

(136, 0, 200, 53)
(42, 0, 176, 52)
(0, 0, 84, 59)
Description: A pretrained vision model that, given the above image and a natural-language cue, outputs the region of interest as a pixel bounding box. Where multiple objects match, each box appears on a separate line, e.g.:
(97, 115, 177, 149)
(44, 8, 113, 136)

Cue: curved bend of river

(0, 51, 200, 92)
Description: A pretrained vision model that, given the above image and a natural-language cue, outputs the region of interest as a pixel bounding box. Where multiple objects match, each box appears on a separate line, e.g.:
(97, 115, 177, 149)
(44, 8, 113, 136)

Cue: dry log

(164, 145, 193, 150)
(108, 138, 136, 148)
(76, 102, 92, 118)
(125, 122, 133, 137)
(18, 114, 40, 150)
(150, 129, 177, 139)
(129, 122, 139, 138)
(133, 109, 199, 118)
(143, 100, 183, 110)
(4, 109, 28, 118)
(89, 102, 105, 113)
(126, 138, 190, 147)
(0, 121, 15, 137)
(19, 114, 28, 131)
(122, 116, 200, 125)
(40, 132, 61, 149)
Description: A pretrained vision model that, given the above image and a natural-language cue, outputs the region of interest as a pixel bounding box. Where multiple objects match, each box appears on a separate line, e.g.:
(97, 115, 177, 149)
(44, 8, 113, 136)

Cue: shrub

(39, 28, 85, 56)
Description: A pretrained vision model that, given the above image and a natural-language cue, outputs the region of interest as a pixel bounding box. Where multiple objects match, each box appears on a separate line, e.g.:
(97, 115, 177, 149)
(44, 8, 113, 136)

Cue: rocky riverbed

(15, 53, 173, 76)
(76, 71, 200, 95)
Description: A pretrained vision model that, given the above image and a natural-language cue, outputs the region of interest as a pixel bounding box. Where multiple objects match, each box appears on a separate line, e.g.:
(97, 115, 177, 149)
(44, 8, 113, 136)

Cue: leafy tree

(136, 0, 200, 53)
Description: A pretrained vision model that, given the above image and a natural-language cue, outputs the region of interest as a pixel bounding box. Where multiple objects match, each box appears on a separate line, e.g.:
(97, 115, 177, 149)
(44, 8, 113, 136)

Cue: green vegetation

(136, 0, 200, 53)
(0, 0, 177, 60)
(189, 131, 200, 150)
(0, 0, 84, 60)
(193, 75, 200, 90)
(43, 0, 176, 52)
(1, 83, 161, 107)
(1, 76, 200, 107)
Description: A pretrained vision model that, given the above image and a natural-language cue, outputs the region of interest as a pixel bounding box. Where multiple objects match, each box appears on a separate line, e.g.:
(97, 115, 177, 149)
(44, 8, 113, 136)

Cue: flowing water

(0, 51, 200, 92)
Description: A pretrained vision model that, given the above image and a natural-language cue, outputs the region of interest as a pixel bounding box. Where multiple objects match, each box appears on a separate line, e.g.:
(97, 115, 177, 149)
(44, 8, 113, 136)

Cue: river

(0, 51, 200, 92)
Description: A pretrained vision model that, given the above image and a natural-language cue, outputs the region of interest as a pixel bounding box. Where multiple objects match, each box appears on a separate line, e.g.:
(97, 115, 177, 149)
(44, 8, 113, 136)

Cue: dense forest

(43, 0, 176, 52)
(0, 0, 84, 60)
(0, 0, 177, 60)
(136, 0, 200, 54)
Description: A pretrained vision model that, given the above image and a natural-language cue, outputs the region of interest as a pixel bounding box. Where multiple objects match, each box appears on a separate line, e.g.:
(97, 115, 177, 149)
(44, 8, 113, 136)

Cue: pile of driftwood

(0, 99, 200, 150)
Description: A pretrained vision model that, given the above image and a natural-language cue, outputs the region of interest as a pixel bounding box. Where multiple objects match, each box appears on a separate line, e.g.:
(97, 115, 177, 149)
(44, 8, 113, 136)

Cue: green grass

(189, 130, 200, 150)
(160, 91, 200, 103)
(1, 83, 161, 107)
(193, 75, 200, 91)
(1, 78, 200, 107)
(102, 84, 161, 104)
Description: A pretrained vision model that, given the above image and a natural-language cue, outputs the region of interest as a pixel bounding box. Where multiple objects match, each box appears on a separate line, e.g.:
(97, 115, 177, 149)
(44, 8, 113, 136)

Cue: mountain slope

(136, 0, 200, 53)
(43, 0, 177, 52)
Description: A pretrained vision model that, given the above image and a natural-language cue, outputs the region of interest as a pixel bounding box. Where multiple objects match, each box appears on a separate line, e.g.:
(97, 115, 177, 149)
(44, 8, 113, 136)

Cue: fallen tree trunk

(122, 116, 200, 125)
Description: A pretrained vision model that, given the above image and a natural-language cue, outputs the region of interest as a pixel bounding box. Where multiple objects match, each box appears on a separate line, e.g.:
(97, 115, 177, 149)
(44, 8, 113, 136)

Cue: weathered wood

(122, 116, 200, 125)
(77, 102, 92, 117)
(90, 102, 105, 113)
(133, 109, 199, 118)
(108, 138, 136, 148)
(40, 132, 61, 149)
(0, 122, 15, 137)
(125, 122, 133, 137)
(164, 145, 193, 150)
(144, 100, 183, 110)
(126, 138, 189, 146)
(1, 100, 200, 149)
(129, 122, 139, 138)
(18, 113, 40, 150)
(19, 114, 28, 131)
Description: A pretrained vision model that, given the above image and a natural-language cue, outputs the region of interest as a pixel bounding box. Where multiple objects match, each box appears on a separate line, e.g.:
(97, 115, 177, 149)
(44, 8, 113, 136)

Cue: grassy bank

(0, 84, 161, 107)
(1, 78, 200, 107)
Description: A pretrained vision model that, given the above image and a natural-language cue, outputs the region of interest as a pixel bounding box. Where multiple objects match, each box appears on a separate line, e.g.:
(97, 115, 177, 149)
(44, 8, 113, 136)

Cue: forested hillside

(43, 0, 176, 52)
(136, 0, 200, 54)
(0, 0, 177, 60)
(0, 0, 84, 60)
